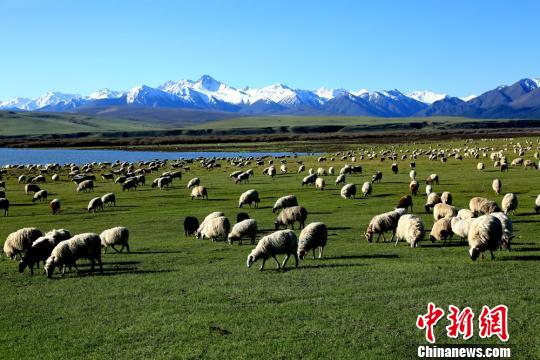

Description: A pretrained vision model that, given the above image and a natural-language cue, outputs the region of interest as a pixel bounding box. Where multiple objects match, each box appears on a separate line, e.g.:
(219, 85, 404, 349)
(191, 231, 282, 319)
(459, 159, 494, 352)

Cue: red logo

(416, 303, 445, 343)
(446, 305, 474, 340)
(479, 305, 509, 341)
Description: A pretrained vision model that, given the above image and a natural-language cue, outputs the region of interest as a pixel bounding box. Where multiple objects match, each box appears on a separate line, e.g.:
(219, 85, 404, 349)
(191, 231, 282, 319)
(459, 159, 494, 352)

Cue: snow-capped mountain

(407, 90, 447, 104)
(1, 75, 540, 119)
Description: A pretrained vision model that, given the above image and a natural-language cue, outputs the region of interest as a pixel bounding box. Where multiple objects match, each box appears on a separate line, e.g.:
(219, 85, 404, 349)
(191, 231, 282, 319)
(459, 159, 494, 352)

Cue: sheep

(25, 183, 40, 195)
(18, 229, 72, 274)
(433, 203, 457, 221)
(280, 164, 288, 174)
(424, 192, 441, 213)
(50, 198, 61, 214)
(315, 177, 325, 190)
(0, 198, 9, 216)
(361, 182, 372, 197)
(335, 174, 346, 185)
(246, 230, 298, 271)
(3, 227, 43, 259)
(51, 174, 59, 181)
(477, 162, 485, 170)
(429, 218, 453, 244)
(340, 184, 356, 199)
(238, 189, 260, 208)
(157, 176, 172, 190)
(409, 170, 416, 181)
(364, 209, 405, 243)
(451, 217, 475, 242)
(535, 194, 540, 214)
(32, 190, 48, 203)
(316, 167, 326, 176)
(18, 175, 27, 183)
(187, 177, 200, 189)
(523, 159, 538, 169)
(441, 191, 452, 205)
(394, 214, 424, 248)
(100, 226, 130, 253)
(87, 197, 104, 213)
(101, 173, 114, 181)
(275, 206, 308, 230)
(228, 219, 258, 245)
(195, 216, 230, 241)
(396, 195, 413, 212)
(457, 209, 475, 219)
(44, 233, 103, 277)
(391, 163, 398, 174)
(298, 222, 328, 259)
(492, 179, 502, 195)
(490, 212, 513, 250)
(469, 197, 488, 215)
(77, 179, 94, 193)
(235, 172, 250, 184)
(191, 185, 208, 200)
(426, 173, 439, 185)
(272, 195, 298, 213)
(501, 193, 518, 215)
(470, 197, 501, 215)
(371, 171, 382, 183)
(122, 178, 137, 191)
(297, 164, 305, 173)
(468, 215, 503, 260)
(0, 190, 5, 198)
(101, 193, 116, 207)
(236, 212, 250, 223)
(409, 180, 419, 196)
(328, 167, 334, 175)
(302, 174, 317, 186)
(184, 216, 199, 236)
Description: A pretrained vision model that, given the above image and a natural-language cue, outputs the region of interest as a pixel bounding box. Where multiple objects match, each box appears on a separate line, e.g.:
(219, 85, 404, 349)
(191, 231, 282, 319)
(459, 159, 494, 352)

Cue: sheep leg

(98, 258, 103, 274)
(312, 249, 316, 259)
(381, 233, 387, 243)
(282, 254, 290, 269)
(376, 233, 381, 243)
(73, 264, 80, 275)
(319, 247, 324, 259)
(395, 237, 400, 246)
(490, 250, 495, 260)
(391, 230, 395, 241)
(89, 261, 95, 275)
(259, 258, 267, 271)
(272, 255, 281, 269)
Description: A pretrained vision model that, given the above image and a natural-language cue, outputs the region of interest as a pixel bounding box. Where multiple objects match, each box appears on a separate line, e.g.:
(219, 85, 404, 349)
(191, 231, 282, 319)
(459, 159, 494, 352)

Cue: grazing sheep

(280, 164, 288, 174)
(315, 177, 325, 190)
(236, 212, 250, 223)
(51, 174, 59, 181)
(246, 230, 298, 271)
(184, 216, 199, 236)
(479, 199, 501, 215)
(238, 189, 260, 208)
(235, 172, 250, 184)
(535, 194, 540, 214)
(122, 178, 137, 191)
(76, 180, 94, 193)
(44, 233, 103, 277)
(451, 217, 475, 242)
(340, 183, 357, 199)
(469, 197, 489, 215)
(87, 197, 104, 213)
(100, 226, 130, 253)
(191, 185, 208, 200)
(195, 216, 230, 241)
(468, 215, 503, 260)
(396, 195, 413, 212)
(523, 159, 538, 169)
(275, 206, 308, 230)
(361, 182, 372, 197)
(328, 167, 334, 175)
(394, 214, 424, 248)
(501, 193, 518, 215)
(302, 174, 317, 186)
(316, 167, 326, 176)
(409, 170, 416, 181)
(25, 183, 40, 195)
(426, 174, 439, 185)
(441, 191, 452, 205)
(18, 175, 27, 183)
(490, 212, 513, 250)
(33, 190, 48, 203)
(492, 179, 502, 195)
(228, 219, 258, 245)
(49, 198, 61, 214)
(101, 193, 116, 207)
(3, 227, 43, 259)
(187, 177, 200, 189)
(391, 163, 398, 174)
(371, 171, 382, 183)
(0, 198, 9, 216)
(101, 173, 114, 181)
(425, 184, 433, 196)
(298, 222, 328, 259)
(433, 203, 457, 221)
(365, 209, 405, 242)
(429, 218, 453, 244)
(424, 192, 441, 213)
(18, 229, 72, 274)
(272, 195, 298, 213)
(335, 174, 346, 185)
(477, 162, 485, 170)
(157, 176, 172, 190)
(409, 180, 419, 196)
(457, 209, 475, 219)
(297, 164, 305, 173)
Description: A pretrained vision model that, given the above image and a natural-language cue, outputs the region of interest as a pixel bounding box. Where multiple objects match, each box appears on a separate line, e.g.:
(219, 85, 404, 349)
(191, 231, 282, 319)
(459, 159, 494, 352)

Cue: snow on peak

(460, 94, 477, 102)
(315, 87, 349, 100)
(533, 78, 540, 87)
(88, 88, 123, 100)
(351, 89, 369, 96)
(0, 97, 33, 110)
(407, 90, 447, 104)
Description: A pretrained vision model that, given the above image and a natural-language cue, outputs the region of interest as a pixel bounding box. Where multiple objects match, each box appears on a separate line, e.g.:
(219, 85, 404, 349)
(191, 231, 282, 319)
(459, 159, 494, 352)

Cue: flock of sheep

(1, 138, 540, 275)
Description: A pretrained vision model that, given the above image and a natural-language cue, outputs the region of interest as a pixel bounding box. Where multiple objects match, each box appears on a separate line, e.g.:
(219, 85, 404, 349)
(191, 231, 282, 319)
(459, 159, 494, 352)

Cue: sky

(0, 0, 539, 100)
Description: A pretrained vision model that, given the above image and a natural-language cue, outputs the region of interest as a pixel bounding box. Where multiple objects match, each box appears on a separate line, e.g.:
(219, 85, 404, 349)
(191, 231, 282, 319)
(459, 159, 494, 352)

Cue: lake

(0, 148, 300, 166)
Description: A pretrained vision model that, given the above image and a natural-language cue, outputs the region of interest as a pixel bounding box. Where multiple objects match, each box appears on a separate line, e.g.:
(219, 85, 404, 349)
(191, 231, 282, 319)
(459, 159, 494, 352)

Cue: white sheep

(100, 226, 130, 253)
(364, 209, 405, 242)
(490, 212, 513, 250)
(195, 216, 230, 241)
(441, 191, 452, 205)
(101, 193, 116, 207)
(340, 184, 356, 199)
(409, 180, 419, 196)
(433, 203, 457, 221)
(429, 217, 453, 244)
(424, 192, 441, 213)
(157, 176, 172, 190)
(457, 209, 475, 219)
(468, 215, 503, 260)
(49, 198, 61, 215)
(492, 179, 501, 195)
(302, 174, 317, 186)
(227, 219, 258, 245)
(272, 195, 298, 213)
(335, 174, 346, 185)
(18, 229, 72, 274)
(425, 184, 433, 196)
(451, 217, 475, 242)
(501, 193, 518, 215)
(535, 194, 540, 214)
(87, 197, 104, 213)
(315, 177, 325, 190)
(361, 182, 372, 197)
(3, 227, 43, 259)
(238, 189, 260, 208)
(44, 233, 103, 277)
(394, 214, 424, 248)
(477, 162, 485, 170)
(33, 190, 48, 202)
(409, 169, 416, 181)
(76, 179, 94, 193)
(298, 222, 328, 259)
(191, 185, 208, 200)
(187, 177, 200, 189)
(275, 206, 308, 230)
(246, 229, 298, 271)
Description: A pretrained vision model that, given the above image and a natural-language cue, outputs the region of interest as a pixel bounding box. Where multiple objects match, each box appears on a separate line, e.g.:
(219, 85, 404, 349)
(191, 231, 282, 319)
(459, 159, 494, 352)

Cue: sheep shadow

(128, 250, 186, 254)
(372, 193, 393, 198)
(327, 226, 352, 231)
(310, 211, 332, 215)
(298, 263, 369, 270)
(500, 255, 540, 261)
(514, 212, 539, 217)
(324, 254, 399, 260)
(512, 247, 540, 252)
(512, 220, 540, 224)
(422, 242, 467, 248)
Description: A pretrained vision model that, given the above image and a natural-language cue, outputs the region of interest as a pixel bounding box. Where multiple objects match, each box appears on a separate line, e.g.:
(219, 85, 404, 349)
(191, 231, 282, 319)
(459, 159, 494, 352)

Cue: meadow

(0, 138, 539, 359)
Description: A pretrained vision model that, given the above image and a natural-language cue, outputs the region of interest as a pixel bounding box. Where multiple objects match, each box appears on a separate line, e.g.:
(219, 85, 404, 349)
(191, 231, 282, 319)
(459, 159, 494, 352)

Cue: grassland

(0, 138, 539, 359)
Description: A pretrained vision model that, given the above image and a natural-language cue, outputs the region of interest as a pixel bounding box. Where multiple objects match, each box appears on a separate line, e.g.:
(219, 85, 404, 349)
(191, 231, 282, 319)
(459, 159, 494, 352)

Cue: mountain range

(2, 75, 540, 119)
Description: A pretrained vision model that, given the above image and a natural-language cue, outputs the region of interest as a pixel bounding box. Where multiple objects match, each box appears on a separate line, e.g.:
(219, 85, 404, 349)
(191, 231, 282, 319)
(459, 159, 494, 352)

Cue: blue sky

(0, 0, 539, 99)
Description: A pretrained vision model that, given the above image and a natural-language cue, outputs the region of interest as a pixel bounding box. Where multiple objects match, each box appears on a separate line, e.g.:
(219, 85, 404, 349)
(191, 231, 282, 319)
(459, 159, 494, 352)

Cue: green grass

(0, 138, 539, 359)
